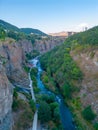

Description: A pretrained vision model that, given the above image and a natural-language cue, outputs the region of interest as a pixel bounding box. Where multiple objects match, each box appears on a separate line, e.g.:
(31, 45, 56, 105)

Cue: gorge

(0, 20, 65, 130)
(0, 20, 98, 130)
(31, 58, 76, 130)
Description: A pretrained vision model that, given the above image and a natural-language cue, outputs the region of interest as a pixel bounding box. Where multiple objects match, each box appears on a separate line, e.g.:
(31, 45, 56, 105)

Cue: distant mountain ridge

(0, 19, 20, 32)
(0, 19, 47, 36)
(21, 28, 47, 36)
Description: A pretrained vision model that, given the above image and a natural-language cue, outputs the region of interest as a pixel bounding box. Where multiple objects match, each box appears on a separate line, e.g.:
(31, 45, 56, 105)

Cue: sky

(0, 0, 98, 33)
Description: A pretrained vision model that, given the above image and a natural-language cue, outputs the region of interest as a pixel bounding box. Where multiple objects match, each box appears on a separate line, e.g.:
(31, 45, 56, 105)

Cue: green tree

(50, 102, 58, 110)
(0, 28, 6, 40)
(43, 74, 49, 83)
(94, 123, 98, 130)
(41, 95, 55, 104)
(29, 99, 36, 112)
(53, 107, 60, 122)
(82, 106, 96, 121)
(62, 83, 71, 99)
(38, 101, 51, 123)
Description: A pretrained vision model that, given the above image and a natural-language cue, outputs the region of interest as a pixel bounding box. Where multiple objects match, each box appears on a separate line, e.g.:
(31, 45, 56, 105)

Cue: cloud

(78, 23, 88, 28)
(75, 23, 89, 32)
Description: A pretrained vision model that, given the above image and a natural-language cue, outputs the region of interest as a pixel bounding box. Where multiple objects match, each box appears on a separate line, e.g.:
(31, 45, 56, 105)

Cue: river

(30, 58, 76, 130)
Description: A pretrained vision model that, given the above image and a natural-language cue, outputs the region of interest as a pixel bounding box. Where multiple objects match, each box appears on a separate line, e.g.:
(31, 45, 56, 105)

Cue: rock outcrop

(33, 37, 65, 53)
(0, 63, 13, 130)
(0, 39, 33, 88)
(71, 50, 98, 119)
(0, 39, 33, 130)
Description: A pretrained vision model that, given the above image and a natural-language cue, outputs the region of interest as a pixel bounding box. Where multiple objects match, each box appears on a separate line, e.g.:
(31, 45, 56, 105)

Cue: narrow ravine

(37, 58, 76, 130)
(29, 57, 76, 130)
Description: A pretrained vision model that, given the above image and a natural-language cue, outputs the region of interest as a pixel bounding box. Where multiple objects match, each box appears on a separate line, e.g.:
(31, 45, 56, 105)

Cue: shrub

(38, 101, 51, 123)
(94, 123, 98, 130)
(82, 106, 96, 121)
(29, 99, 36, 112)
(24, 65, 30, 73)
(62, 83, 71, 99)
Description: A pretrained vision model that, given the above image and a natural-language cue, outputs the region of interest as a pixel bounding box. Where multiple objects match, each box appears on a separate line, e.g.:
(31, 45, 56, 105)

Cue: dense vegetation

(40, 26, 98, 129)
(30, 67, 63, 129)
(30, 68, 40, 93)
(36, 94, 63, 129)
(82, 106, 96, 121)
(40, 44, 83, 100)
(0, 19, 20, 32)
(40, 44, 84, 129)
(0, 27, 42, 43)
(41, 71, 58, 94)
(66, 26, 98, 45)
(0, 19, 48, 44)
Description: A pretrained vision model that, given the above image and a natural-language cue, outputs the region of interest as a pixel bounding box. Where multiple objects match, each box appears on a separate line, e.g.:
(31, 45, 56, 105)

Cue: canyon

(0, 36, 65, 130)
(0, 20, 98, 130)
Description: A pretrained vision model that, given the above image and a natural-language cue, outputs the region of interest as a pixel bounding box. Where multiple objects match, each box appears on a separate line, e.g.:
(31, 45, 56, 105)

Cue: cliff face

(1, 38, 64, 87)
(0, 39, 33, 88)
(0, 39, 33, 130)
(33, 37, 65, 53)
(0, 63, 13, 130)
(71, 49, 98, 118)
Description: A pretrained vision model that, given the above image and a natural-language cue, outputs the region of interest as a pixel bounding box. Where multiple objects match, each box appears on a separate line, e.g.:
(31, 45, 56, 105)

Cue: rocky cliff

(0, 36, 64, 130)
(0, 39, 33, 88)
(0, 63, 13, 130)
(71, 49, 98, 120)
(33, 36, 65, 53)
(0, 38, 33, 130)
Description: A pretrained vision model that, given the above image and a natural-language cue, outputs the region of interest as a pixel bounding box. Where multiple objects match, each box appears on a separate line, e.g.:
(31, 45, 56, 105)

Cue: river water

(30, 58, 76, 130)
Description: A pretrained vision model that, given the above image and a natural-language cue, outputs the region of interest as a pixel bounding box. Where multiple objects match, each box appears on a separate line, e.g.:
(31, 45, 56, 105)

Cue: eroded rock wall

(0, 63, 13, 130)
(71, 50, 98, 119)
(0, 39, 33, 88)
(33, 37, 65, 53)
(0, 39, 33, 130)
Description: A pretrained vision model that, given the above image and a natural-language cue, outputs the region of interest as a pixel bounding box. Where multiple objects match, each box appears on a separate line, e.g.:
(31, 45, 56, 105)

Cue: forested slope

(40, 26, 98, 130)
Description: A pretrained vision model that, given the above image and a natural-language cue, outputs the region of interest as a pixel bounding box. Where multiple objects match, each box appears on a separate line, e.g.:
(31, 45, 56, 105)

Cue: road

(32, 110, 38, 130)
(29, 68, 38, 130)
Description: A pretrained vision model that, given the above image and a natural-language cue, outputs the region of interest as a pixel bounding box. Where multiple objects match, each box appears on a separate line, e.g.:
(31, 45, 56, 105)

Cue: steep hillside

(40, 26, 98, 130)
(21, 28, 47, 36)
(0, 19, 20, 32)
(0, 19, 47, 36)
(66, 26, 98, 45)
